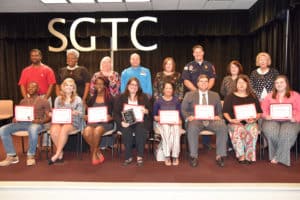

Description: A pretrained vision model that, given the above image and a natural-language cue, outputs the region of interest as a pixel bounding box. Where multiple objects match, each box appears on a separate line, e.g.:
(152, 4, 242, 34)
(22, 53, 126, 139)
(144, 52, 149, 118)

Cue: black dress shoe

(238, 160, 248, 164)
(189, 157, 199, 167)
(216, 157, 224, 168)
(48, 158, 55, 165)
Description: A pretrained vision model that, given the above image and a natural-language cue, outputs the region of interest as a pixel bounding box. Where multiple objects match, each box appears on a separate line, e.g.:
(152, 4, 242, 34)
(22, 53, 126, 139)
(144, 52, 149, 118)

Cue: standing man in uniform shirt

(182, 45, 217, 150)
(120, 53, 152, 97)
(18, 49, 56, 101)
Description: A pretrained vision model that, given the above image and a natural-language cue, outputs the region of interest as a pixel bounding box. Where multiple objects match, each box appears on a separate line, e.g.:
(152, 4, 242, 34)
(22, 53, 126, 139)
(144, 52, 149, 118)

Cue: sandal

(172, 158, 179, 166)
(164, 157, 171, 166)
(123, 157, 133, 166)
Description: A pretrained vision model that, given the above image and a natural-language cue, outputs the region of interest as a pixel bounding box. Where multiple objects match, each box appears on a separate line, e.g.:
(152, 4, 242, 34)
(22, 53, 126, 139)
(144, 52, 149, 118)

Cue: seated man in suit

(181, 74, 228, 167)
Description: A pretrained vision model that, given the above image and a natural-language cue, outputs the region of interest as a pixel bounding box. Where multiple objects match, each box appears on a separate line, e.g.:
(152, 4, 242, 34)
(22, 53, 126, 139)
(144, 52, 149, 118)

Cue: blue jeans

(0, 122, 44, 156)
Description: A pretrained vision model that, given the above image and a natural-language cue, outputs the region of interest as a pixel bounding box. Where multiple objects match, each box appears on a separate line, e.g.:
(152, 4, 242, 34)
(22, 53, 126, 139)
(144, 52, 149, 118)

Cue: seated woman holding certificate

(261, 75, 300, 166)
(113, 77, 152, 167)
(153, 81, 181, 166)
(83, 77, 114, 165)
(49, 78, 84, 165)
(223, 75, 262, 164)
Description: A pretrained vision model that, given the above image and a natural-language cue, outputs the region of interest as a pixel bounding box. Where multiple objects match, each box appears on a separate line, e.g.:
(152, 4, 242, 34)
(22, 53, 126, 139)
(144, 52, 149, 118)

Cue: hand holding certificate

(122, 104, 144, 124)
(159, 110, 180, 125)
(15, 106, 34, 122)
(52, 109, 72, 124)
(234, 104, 257, 120)
(88, 106, 108, 123)
(270, 104, 292, 120)
(194, 105, 215, 120)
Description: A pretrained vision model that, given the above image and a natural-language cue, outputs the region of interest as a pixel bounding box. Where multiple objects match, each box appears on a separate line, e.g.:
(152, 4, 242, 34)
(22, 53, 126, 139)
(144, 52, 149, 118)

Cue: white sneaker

(0, 156, 19, 167)
(26, 156, 36, 166)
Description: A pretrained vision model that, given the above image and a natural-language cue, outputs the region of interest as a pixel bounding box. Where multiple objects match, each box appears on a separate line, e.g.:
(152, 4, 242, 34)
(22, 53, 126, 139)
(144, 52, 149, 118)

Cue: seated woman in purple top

(153, 82, 182, 166)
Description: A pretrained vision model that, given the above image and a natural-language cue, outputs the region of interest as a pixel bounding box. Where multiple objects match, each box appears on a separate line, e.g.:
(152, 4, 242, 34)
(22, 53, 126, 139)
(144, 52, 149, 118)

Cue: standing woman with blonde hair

(49, 78, 84, 165)
(250, 52, 279, 100)
(90, 56, 120, 97)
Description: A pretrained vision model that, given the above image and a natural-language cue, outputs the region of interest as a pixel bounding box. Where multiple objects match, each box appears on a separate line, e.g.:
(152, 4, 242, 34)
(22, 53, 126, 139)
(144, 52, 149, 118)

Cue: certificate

(88, 107, 108, 123)
(270, 103, 292, 120)
(52, 109, 72, 124)
(123, 104, 144, 122)
(234, 104, 257, 120)
(15, 106, 34, 122)
(159, 110, 180, 125)
(194, 105, 215, 120)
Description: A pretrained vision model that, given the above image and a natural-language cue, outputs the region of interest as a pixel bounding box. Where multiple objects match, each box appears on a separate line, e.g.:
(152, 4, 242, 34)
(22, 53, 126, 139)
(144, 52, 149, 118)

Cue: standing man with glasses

(181, 75, 227, 168)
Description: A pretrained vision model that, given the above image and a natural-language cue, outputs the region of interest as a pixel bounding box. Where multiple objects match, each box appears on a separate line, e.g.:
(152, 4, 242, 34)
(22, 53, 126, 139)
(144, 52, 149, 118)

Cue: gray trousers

(187, 120, 228, 158)
(262, 120, 300, 166)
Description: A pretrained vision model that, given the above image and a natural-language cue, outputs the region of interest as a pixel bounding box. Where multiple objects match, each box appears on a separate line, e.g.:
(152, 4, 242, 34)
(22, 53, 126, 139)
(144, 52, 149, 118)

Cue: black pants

(120, 123, 147, 160)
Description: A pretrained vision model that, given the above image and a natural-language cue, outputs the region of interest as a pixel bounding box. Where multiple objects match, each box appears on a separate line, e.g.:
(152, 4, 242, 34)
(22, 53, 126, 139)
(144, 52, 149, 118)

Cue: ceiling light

(40, 0, 68, 3)
(97, 0, 122, 2)
(69, 0, 96, 3)
(126, 0, 151, 2)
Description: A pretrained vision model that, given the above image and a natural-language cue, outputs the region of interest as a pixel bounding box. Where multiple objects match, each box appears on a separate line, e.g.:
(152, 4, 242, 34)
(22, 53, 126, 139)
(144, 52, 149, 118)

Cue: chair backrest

(0, 100, 14, 119)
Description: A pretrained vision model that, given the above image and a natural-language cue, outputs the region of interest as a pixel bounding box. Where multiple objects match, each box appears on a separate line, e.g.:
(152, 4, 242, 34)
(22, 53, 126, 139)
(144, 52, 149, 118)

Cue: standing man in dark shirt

(182, 45, 217, 150)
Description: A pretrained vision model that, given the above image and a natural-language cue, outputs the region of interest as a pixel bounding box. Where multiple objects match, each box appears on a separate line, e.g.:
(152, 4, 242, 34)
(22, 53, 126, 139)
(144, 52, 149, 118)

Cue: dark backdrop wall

(0, 0, 297, 103)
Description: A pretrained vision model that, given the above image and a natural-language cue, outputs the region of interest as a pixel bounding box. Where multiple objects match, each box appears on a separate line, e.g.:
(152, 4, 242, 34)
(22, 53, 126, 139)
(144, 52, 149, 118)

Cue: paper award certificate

(123, 104, 144, 122)
(234, 104, 257, 120)
(88, 106, 108, 123)
(194, 105, 215, 120)
(15, 106, 34, 122)
(52, 109, 72, 124)
(270, 104, 292, 120)
(159, 110, 180, 124)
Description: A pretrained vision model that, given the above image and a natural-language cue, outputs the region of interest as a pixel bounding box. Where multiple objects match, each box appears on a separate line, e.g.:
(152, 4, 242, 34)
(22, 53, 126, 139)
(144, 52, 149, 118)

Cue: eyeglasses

(129, 83, 138, 87)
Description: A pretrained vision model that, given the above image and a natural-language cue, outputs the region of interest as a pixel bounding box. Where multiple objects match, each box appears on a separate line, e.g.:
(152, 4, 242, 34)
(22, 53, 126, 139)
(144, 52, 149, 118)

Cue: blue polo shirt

(181, 60, 216, 87)
(120, 66, 152, 96)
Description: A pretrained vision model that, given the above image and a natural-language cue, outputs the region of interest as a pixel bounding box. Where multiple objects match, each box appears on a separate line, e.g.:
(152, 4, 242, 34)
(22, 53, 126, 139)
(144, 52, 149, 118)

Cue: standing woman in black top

(83, 77, 114, 165)
(56, 49, 91, 106)
(113, 77, 152, 167)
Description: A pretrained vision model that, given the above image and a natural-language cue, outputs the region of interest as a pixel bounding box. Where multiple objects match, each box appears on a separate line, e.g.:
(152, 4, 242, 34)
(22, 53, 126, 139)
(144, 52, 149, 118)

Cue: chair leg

(21, 137, 25, 154)
(259, 134, 262, 160)
(185, 134, 189, 160)
(295, 137, 298, 161)
(118, 134, 122, 159)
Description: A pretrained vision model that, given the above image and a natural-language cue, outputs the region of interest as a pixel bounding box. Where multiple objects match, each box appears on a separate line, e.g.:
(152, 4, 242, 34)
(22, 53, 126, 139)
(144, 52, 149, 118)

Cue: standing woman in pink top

(261, 75, 300, 166)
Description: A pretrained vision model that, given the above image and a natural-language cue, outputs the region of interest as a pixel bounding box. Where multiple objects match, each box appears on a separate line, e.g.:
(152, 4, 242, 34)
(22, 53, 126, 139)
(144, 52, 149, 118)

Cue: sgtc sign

(48, 16, 158, 52)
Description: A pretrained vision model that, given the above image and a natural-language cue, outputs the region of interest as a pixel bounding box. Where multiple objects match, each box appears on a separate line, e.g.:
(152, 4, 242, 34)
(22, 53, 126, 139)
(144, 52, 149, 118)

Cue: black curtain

(0, 11, 251, 102)
(0, 0, 298, 102)
(289, 5, 300, 91)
